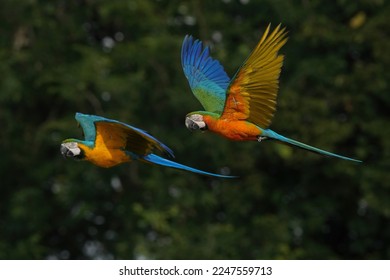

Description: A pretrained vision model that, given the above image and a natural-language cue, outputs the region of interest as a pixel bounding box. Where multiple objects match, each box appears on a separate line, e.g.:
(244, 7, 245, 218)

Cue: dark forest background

(0, 0, 389, 259)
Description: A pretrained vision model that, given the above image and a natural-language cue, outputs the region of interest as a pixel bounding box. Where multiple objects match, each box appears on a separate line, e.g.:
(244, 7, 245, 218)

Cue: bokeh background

(1, 0, 389, 259)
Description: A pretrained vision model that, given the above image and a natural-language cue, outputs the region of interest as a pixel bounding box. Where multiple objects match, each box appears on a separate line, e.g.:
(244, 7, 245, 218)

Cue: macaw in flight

(181, 24, 361, 163)
(61, 113, 235, 178)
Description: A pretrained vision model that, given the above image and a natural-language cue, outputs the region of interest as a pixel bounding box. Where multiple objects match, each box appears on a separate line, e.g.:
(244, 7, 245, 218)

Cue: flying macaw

(181, 24, 361, 162)
(61, 113, 235, 178)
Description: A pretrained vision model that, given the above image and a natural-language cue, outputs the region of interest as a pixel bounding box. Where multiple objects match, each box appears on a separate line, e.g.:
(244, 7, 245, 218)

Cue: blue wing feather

(75, 112, 174, 157)
(75, 112, 99, 142)
(181, 35, 230, 114)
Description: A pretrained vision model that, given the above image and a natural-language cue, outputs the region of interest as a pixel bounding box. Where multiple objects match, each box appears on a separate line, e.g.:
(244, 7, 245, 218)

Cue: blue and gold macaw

(181, 24, 361, 162)
(61, 113, 235, 178)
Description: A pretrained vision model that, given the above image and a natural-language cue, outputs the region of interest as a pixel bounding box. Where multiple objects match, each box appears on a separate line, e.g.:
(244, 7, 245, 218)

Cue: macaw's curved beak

(185, 117, 199, 131)
(185, 117, 208, 132)
(60, 144, 72, 158)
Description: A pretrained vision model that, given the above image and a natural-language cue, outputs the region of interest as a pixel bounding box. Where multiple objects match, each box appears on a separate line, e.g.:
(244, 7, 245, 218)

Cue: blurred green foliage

(0, 0, 389, 259)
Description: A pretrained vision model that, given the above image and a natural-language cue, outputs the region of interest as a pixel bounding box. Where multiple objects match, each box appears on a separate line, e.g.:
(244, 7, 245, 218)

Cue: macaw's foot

(257, 136, 268, 142)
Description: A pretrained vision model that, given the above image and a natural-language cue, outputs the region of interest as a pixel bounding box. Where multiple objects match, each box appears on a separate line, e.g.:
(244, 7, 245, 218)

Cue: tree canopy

(0, 0, 389, 259)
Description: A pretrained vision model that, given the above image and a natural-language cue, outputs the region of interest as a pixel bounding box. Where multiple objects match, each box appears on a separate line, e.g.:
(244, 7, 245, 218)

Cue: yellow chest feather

(79, 134, 131, 168)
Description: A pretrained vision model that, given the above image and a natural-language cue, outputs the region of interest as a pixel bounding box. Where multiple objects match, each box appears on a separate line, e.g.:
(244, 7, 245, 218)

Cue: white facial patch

(185, 114, 206, 131)
(61, 142, 81, 156)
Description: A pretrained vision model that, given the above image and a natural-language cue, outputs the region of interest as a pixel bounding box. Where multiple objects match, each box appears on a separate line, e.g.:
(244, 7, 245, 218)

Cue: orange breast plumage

(204, 116, 262, 141)
(78, 133, 131, 168)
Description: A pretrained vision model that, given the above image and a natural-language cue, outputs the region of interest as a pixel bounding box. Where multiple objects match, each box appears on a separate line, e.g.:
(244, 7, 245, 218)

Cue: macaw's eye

(60, 143, 82, 159)
(185, 115, 207, 132)
(185, 118, 199, 131)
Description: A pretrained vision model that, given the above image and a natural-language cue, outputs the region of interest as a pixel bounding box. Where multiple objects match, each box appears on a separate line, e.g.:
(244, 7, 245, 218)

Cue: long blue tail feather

(263, 129, 362, 163)
(142, 154, 237, 178)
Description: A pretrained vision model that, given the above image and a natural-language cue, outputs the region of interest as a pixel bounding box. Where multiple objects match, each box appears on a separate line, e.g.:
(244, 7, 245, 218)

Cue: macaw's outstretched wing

(221, 24, 288, 129)
(75, 112, 174, 157)
(181, 35, 230, 115)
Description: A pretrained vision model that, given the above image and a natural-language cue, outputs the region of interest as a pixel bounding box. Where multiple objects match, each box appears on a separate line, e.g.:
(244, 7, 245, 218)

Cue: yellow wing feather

(95, 122, 158, 156)
(221, 24, 288, 128)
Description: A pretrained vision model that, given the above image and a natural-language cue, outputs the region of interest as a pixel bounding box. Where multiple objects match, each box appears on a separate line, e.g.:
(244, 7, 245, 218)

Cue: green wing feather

(181, 35, 230, 115)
